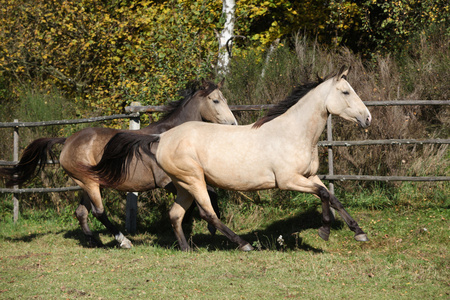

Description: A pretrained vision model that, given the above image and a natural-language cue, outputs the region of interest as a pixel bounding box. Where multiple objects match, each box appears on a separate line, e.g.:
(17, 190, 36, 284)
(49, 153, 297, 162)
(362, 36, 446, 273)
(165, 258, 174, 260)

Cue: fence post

(126, 102, 141, 234)
(13, 119, 19, 223)
(326, 115, 336, 218)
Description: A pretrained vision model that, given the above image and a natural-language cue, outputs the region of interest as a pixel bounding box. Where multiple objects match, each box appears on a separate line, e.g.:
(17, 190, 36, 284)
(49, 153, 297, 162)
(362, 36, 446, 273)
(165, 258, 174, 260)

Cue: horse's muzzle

(358, 114, 372, 128)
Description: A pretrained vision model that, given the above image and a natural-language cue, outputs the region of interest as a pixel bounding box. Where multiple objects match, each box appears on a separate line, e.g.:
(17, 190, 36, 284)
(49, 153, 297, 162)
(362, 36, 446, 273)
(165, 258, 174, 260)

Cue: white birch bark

(217, 0, 235, 75)
(261, 38, 280, 78)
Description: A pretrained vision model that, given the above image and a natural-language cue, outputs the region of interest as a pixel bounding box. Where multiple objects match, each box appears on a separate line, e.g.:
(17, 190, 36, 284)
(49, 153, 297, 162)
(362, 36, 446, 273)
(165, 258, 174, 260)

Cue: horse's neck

(140, 108, 200, 134)
(276, 91, 328, 146)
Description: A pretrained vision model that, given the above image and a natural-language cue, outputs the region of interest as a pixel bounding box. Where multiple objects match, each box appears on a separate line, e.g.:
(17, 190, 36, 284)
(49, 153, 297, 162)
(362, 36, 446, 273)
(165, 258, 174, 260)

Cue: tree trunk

(217, 0, 236, 75)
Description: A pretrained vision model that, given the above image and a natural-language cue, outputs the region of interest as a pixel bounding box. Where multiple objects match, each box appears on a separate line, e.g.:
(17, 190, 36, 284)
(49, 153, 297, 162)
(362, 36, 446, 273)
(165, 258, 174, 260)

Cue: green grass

(0, 191, 449, 299)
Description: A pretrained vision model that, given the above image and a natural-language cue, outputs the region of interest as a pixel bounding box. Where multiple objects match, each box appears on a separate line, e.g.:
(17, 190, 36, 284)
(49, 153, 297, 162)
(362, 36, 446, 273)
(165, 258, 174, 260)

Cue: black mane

(252, 77, 325, 129)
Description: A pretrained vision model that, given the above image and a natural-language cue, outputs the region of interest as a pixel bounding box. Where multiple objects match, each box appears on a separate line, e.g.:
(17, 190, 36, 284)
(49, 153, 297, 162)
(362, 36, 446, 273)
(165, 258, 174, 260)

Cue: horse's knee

(91, 206, 105, 218)
(198, 208, 217, 223)
(169, 213, 182, 226)
(317, 186, 330, 201)
(75, 204, 89, 220)
(169, 206, 185, 227)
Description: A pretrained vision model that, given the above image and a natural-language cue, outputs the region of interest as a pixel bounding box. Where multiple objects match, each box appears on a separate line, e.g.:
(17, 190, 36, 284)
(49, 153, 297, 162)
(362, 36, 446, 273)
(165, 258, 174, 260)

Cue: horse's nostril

(366, 115, 372, 126)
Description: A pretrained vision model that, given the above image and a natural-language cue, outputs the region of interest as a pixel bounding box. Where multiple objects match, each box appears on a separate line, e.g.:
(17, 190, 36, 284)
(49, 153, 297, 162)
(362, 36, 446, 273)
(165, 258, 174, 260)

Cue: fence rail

(1, 100, 449, 227)
(1, 99, 449, 188)
(0, 113, 139, 128)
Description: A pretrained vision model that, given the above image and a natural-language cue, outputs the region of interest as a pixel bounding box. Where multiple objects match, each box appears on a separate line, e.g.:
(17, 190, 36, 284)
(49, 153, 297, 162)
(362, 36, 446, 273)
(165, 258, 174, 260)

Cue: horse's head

(324, 67, 372, 128)
(196, 79, 238, 125)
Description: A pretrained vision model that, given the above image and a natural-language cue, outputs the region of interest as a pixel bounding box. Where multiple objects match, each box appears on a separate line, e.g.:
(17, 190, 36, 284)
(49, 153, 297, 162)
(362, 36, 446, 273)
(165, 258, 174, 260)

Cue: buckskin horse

(1, 80, 237, 248)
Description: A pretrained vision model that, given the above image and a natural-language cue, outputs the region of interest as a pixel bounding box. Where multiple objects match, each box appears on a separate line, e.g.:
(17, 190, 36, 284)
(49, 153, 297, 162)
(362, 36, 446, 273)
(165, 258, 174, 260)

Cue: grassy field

(0, 192, 449, 299)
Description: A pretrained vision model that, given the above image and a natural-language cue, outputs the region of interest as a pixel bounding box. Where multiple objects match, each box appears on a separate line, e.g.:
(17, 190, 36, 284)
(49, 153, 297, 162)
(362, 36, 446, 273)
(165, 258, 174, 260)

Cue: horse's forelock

(197, 80, 219, 97)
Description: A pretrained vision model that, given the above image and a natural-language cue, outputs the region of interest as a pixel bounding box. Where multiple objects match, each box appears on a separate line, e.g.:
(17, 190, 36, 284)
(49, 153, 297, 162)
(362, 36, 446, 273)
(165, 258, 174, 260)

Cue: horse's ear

(336, 66, 349, 81)
(316, 73, 324, 82)
(201, 79, 210, 90)
(217, 78, 225, 89)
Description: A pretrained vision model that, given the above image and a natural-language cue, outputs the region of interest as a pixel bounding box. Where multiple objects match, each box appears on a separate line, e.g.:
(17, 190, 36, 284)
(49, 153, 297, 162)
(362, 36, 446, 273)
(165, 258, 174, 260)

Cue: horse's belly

(114, 160, 167, 192)
(115, 179, 156, 192)
(205, 167, 276, 191)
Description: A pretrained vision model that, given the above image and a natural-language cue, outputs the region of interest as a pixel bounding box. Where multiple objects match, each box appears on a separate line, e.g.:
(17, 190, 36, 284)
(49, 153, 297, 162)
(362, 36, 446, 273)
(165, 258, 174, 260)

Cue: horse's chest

(292, 146, 319, 176)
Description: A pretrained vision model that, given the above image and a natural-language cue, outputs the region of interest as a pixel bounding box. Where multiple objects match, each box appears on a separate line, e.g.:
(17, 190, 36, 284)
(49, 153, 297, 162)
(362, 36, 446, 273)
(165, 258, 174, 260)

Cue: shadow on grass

(2, 232, 49, 243)
(129, 207, 344, 253)
(62, 228, 121, 248)
(6, 207, 344, 253)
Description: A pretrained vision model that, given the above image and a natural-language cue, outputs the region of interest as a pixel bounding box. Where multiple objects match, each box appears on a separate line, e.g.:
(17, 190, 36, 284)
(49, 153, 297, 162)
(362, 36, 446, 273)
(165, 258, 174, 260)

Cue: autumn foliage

(0, 0, 448, 116)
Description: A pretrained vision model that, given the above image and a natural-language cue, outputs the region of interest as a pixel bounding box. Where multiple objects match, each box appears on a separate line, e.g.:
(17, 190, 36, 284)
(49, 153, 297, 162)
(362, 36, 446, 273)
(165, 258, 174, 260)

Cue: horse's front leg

(328, 193, 368, 241)
(169, 188, 194, 251)
(163, 182, 219, 236)
(307, 176, 334, 241)
(206, 185, 219, 236)
(186, 183, 253, 251)
(309, 175, 368, 242)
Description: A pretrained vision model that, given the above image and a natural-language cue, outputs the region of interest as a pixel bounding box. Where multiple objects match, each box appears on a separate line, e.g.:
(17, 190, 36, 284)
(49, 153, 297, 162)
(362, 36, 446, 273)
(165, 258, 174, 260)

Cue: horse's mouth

(356, 115, 371, 128)
(358, 121, 370, 129)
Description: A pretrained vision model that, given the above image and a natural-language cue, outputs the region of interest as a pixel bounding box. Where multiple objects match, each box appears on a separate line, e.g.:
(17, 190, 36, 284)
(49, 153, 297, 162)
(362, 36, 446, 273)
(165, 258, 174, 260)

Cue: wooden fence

(1, 100, 449, 229)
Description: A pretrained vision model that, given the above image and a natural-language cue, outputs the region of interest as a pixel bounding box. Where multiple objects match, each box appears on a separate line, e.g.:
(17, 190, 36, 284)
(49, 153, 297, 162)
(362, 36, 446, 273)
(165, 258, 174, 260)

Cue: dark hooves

(354, 233, 369, 242)
(207, 224, 217, 236)
(318, 227, 330, 241)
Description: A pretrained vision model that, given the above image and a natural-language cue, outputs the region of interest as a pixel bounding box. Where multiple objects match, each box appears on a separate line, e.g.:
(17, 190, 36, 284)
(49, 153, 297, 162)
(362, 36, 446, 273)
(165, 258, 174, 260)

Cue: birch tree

(217, 0, 236, 75)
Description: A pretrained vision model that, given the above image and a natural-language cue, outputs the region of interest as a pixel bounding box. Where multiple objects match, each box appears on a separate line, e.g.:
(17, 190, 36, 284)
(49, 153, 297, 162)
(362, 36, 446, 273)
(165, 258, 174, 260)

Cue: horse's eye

(213, 99, 220, 104)
(342, 91, 350, 95)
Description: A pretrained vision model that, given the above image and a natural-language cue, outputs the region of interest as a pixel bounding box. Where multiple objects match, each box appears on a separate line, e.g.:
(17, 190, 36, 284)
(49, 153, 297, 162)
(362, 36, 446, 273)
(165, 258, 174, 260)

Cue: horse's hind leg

(78, 182, 133, 248)
(75, 191, 103, 247)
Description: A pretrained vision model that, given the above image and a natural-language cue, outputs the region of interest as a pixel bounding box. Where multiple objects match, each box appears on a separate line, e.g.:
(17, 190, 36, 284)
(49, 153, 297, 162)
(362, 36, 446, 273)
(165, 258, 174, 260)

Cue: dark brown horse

(1, 80, 237, 248)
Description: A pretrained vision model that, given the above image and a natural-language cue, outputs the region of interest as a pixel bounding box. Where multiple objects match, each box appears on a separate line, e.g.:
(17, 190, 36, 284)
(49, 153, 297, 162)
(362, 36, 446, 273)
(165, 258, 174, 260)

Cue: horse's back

(60, 127, 121, 176)
(156, 122, 279, 190)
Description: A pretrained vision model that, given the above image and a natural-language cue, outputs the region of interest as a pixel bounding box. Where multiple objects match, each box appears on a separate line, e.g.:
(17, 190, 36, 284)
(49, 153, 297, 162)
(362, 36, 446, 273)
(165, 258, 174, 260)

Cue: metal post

(13, 120, 19, 223)
(326, 115, 336, 218)
(125, 102, 141, 234)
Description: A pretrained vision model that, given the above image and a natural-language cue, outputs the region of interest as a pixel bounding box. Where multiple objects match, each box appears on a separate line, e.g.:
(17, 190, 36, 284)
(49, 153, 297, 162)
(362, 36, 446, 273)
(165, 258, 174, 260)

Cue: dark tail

(0, 137, 66, 187)
(89, 132, 160, 187)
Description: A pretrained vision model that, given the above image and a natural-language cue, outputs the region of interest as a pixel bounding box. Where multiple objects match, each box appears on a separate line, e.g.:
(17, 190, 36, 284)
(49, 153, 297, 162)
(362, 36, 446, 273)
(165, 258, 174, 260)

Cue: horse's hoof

(240, 243, 254, 251)
(120, 239, 133, 249)
(355, 233, 369, 242)
(207, 224, 217, 236)
(318, 227, 330, 241)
